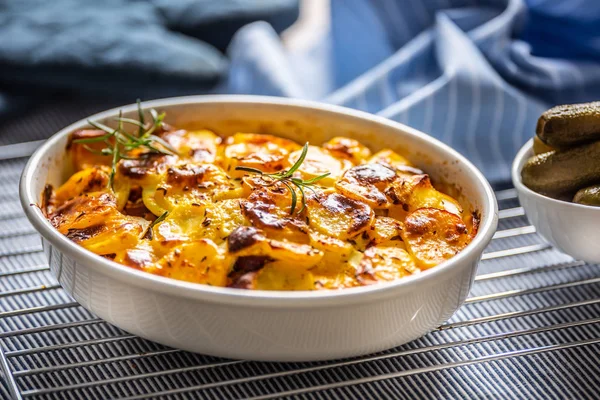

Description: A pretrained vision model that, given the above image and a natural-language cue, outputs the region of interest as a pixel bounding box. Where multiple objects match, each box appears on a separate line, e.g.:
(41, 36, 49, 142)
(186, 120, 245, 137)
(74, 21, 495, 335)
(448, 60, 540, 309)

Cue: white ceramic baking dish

(20, 95, 497, 361)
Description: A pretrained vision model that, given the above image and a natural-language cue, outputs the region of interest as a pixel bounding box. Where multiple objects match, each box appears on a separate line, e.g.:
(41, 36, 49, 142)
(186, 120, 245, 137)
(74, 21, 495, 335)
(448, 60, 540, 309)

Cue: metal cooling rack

(1, 152, 600, 400)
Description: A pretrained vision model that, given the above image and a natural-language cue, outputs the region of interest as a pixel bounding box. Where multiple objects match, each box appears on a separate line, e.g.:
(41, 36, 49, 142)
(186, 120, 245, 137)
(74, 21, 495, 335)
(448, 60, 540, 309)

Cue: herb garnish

(72, 99, 178, 191)
(143, 210, 169, 240)
(235, 143, 330, 214)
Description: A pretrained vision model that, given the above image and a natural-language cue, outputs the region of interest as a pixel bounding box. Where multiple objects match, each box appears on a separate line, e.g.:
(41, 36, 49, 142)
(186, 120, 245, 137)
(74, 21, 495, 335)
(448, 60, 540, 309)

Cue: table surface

(1, 151, 599, 399)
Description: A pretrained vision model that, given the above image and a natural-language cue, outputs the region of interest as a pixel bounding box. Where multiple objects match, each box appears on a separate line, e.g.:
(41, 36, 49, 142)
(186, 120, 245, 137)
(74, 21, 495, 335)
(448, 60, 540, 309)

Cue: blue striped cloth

(226, 0, 600, 185)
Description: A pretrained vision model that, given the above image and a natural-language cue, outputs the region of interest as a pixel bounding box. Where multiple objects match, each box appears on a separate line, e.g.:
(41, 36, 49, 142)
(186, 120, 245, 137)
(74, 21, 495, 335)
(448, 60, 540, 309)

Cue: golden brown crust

(311, 192, 373, 237)
(335, 164, 397, 207)
(228, 226, 266, 253)
(322, 137, 371, 164)
(401, 208, 470, 269)
(118, 154, 174, 180)
(50, 127, 473, 290)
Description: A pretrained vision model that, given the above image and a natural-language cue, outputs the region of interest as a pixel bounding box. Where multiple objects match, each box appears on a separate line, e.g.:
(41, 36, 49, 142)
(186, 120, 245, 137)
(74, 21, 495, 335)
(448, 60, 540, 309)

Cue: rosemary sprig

(143, 211, 169, 240)
(235, 143, 330, 214)
(72, 100, 178, 191)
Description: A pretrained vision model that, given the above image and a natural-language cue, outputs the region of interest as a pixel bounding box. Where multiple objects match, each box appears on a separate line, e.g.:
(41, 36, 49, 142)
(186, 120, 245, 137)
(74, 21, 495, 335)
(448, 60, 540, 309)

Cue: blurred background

(1, 0, 600, 185)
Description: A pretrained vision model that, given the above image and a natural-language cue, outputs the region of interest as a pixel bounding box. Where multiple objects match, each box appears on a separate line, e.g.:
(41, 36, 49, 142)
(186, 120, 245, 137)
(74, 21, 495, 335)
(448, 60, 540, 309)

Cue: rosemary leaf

(152, 210, 169, 226)
(147, 135, 177, 154)
(234, 166, 265, 175)
(281, 181, 297, 215)
(146, 143, 175, 156)
(149, 109, 159, 123)
(144, 210, 169, 240)
(295, 183, 307, 214)
(230, 142, 325, 214)
(302, 172, 331, 185)
(116, 117, 145, 129)
(137, 99, 145, 137)
(117, 110, 123, 133)
(88, 120, 116, 135)
(108, 139, 119, 191)
(76, 101, 179, 193)
(115, 134, 130, 145)
(282, 142, 308, 178)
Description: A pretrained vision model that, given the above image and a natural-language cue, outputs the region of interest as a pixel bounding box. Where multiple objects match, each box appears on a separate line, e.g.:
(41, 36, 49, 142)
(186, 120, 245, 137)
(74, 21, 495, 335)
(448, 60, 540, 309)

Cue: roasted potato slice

(163, 129, 221, 163)
(312, 270, 359, 290)
(335, 163, 397, 208)
(198, 199, 249, 242)
(114, 241, 157, 270)
(306, 192, 374, 240)
(53, 167, 110, 205)
(226, 255, 270, 289)
(221, 133, 300, 177)
(142, 164, 242, 216)
(361, 216, 404, 247)
(149, 205, 205, 245)
(255, 263, 316, 291)
(386, 174, 462, 216)
(322, 137, 371, 165)
(409, 181, 462, 216)
(288, 145, 353, 186)
(72, 222, 145, 255)
(48, 191, 149, 256)
(356, 244, 419, 284)
(309, 230, 354, 273)
(49, 192, 118, 233)
(149, 199, 248, 246)
(241, 185, 310, 242)
(151, 239, 232, 286)
(309, 230, 354, 257)
(369, 149, 416, 170)
(227, 226, 323, 269)
(251, 237, 322, 267)
(74, 216, 148, 255)
(401, 208, 470, 269)
(68, 129, 113, 171)
(117, 153, 177, 186)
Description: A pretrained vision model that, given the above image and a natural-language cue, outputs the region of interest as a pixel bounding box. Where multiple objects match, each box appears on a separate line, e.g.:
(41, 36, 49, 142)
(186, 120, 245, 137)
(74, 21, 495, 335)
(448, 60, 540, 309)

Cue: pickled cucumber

(536, 101, 600, 148)
(533, 136, 554, 155)
(573, 184, 600, 206)
(521, 141, 600, 195)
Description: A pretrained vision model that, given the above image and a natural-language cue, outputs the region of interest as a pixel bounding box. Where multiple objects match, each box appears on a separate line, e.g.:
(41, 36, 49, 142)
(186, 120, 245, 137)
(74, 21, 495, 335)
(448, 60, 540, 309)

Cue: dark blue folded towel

(0, 0, 298, 99)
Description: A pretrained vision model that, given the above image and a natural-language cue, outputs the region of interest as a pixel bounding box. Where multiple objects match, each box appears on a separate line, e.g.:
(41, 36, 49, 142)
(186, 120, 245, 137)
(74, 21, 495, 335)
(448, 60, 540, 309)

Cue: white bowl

(21, 95, 497, 361)
(513, 139, 600, 263)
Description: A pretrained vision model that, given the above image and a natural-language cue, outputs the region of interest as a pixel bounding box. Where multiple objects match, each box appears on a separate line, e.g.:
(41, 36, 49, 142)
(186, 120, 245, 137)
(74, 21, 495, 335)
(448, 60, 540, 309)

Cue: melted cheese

(47, 127, 476, 291)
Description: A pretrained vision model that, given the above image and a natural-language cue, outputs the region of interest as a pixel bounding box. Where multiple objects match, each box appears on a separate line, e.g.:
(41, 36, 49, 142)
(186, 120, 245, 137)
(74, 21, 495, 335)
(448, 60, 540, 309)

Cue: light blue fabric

(226, 0, 600, 185)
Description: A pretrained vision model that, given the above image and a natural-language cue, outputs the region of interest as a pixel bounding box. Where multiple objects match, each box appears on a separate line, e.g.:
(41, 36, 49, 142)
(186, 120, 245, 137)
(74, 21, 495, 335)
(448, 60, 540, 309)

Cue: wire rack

(1, 152, 600, 400)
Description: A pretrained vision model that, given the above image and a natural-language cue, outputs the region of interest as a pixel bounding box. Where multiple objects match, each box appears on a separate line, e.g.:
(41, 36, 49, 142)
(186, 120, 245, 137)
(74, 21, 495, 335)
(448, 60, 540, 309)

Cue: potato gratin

(43, 109, 477, 290)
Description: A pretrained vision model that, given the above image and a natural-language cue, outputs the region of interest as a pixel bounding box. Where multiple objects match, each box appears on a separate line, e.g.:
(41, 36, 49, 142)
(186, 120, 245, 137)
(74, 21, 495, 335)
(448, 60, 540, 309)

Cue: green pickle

(521, 141, 600, 195)
(573, 184, 600, 206)
(536, 101, 600, 148)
